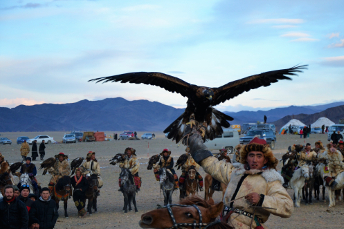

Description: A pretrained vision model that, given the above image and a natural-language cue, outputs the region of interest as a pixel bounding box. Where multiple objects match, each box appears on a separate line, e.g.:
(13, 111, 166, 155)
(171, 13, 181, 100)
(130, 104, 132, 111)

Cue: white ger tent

(311, 117, 335, 128)
(279, 119, 306, 134)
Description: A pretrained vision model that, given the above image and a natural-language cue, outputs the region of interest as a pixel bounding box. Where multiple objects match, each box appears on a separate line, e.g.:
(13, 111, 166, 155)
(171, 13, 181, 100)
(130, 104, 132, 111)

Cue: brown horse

(85, 174, 99, 214)
(52, 176, 71, 218)
(204, 174, 227, 201)
(0, 161, 13, 196)
(139, 196, 233, 229)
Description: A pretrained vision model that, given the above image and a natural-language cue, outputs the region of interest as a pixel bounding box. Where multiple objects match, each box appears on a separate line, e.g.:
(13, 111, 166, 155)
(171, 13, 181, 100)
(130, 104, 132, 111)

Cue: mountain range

(0, 98, 343, 132)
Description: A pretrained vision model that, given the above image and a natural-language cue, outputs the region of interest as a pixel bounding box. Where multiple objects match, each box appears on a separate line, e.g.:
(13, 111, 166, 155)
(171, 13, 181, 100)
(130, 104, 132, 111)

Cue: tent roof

(311, 117, 335, 128)
(280, 119, 306, 130)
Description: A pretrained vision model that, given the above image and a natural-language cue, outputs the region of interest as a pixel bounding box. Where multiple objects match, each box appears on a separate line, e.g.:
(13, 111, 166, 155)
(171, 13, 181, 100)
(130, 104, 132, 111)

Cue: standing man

(19, 157, 39, 192)
(29, 187, 59, 229)
(321, 125, 325, 134)
(18, 185, 34, 212)
(118, 147, 141, 191)
(323, 143, 344, 187)
(20, 140, 30, 161)
(331, 131, 338, 144)
(264, 115, 267, 124)
(187, 131, 293, 228)
(48, 152, 71, 193)
(0, 185, 29, 229)
(39, 140, 46, 160)
(71, 168, 88, 217)
(82, 151, 103, 196)
(31, 140, 38, 161)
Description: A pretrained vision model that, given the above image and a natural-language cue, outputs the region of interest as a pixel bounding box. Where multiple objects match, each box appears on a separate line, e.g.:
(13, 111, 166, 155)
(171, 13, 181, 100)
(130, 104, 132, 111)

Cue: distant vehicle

(256, 123, 276, 133)
(141, 133, 155, 140)
(231, 125, 241, 135)
(27, 135, 54, 145)
(17, 136, 29, 144)
(327, 124, 344, 141)
(241, 123, 257, 134)
(63, 134, 76, 143)
(240, 129, 276, 149)
(0, 137, 12, 145)
(311, 127, 322, 134)
(70, 131, 83, 142)
(83, 132, 95, 142)
(119, 131, 134, 140)
(204, 128, 240, 153)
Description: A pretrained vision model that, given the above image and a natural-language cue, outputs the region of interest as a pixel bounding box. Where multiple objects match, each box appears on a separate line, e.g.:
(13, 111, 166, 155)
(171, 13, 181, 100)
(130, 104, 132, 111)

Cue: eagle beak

(207, 95, 212, 101)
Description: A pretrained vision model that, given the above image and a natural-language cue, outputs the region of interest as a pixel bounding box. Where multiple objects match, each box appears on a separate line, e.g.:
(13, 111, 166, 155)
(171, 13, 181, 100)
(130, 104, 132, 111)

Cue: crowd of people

(20, 140, 46, 161)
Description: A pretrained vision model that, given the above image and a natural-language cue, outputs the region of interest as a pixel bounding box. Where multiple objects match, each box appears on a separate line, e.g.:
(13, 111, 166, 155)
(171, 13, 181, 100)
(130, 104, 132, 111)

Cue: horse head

(147, 155, 160, 170)
(89, 174, 99, 191)
(120, 168, 132, 186)
(139, 196, 231, 229)
(188, 166, 196, 180)
(300, 165, 310, 179)
(20, 173, 31, 185)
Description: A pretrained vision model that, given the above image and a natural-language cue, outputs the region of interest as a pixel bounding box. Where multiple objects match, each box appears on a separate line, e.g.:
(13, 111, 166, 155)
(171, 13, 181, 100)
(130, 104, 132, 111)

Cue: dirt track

(0, 132, 343, 229)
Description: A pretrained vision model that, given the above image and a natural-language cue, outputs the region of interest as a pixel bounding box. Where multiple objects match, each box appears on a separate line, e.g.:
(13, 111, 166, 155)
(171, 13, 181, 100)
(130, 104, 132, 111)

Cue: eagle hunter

(89, 65, 307, 143)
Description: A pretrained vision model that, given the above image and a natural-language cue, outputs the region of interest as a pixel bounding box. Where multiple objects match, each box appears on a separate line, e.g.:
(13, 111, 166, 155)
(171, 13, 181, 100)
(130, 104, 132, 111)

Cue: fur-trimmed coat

(20, 142, 30, 156)
(48, 159, 71, 176)
(82, 160, 101, 176)
(323, 149, 344, 177)
(297, 150, 317, 166)
(0, 160, 10, 175)
(201, 157, 293, 229)
(119, 155, 139, 175)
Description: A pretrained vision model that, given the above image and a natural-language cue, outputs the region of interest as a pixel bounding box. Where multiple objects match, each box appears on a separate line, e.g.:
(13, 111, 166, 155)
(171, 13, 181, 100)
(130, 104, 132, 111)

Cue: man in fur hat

(313, 140, 325, 154)
(153, 149, 179, 189)
(187, 129, 293, 229)
(232, 144, 243, 163)
(323, 143, 344, 187)
(119, 147, 141, 191)
(337, 140, 344, 160)
(48, 152, 71, 193)
(18, 157, 39, 192)
(82, 151, 103, 196)
(297, 143, 317, 166)
(178, 147, 204, 191)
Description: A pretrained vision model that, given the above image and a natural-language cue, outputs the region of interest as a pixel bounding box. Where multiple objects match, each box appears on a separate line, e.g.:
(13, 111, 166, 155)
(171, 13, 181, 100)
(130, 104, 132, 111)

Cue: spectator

(114, 133, 118, 140)
(308, 124, 311, 138)
(322, 124, 325, 134)
(288, 124, 292, 135)
(71, 168, 88, 217)
(264, 115, 267, 124)
(20, 140, 30, 161)
(337, 131, 343, 141)
(0, 185, 29, 229)
(331, 131, 338, 144)
(300, 128, 303, 138)
(29, 187, 59, 229)
(29, 193, 37, 202)
(18, 185, 34, 212)
(325, 127, 329, 133)
(303, 126, 308, 139)
(39, 140, 46, 160)
(134, 131, 137, 138)
(13, 185, 20, 198)
(32, 140, 38, 161)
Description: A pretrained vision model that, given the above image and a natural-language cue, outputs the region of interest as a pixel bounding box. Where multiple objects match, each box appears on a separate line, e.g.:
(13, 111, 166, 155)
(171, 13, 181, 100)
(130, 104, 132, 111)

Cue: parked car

(327, 124, 344, 141)
(240, 128, 276, 149)
(83, 131, 95, 142)
(119, 131, 134, 140)
(27, 135, 54, 144)
(17, 136, 29, 144)
(256, 123, 276, 133)
(0, 137, 12, 145)
(311, 127, 322, 134)
(141, 133, 155, 140)
(63, 134, 76, 143)
(241, 123, 257, 135)
(204, 128, 240, 153)
(70, 131, 83, 142)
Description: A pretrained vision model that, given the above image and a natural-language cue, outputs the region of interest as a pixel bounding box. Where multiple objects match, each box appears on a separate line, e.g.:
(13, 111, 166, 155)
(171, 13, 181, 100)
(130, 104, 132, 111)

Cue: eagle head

(203, 88, 214, 102)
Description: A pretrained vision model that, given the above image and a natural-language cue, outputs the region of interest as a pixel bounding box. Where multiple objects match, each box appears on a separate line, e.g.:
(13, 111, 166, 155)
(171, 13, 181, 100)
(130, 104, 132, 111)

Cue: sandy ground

(0, 132, 343, 229)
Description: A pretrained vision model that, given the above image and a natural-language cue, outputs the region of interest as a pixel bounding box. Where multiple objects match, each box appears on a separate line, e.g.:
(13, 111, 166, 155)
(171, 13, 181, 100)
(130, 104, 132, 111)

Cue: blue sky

(1, 0, 343, 112)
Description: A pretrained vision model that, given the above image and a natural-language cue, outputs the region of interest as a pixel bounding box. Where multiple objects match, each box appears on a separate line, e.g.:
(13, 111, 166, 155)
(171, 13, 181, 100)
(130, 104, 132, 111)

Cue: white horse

(289, 164, 309, 207)
(19, 173, 34, 194)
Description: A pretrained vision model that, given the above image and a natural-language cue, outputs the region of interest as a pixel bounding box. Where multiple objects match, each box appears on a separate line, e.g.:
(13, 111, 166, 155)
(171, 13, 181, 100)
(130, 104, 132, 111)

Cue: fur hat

(75, 167, 83, 173)
(160, 148, 171, 156)
(234, 144, 243, 151)
(240, 137, 278, 170)
(315, 140, 324, 149)
(55, 152, 68, 159)
(338, 140, 344, 146)
(124, 147, 136, 155)
(86, 151, 95, 159)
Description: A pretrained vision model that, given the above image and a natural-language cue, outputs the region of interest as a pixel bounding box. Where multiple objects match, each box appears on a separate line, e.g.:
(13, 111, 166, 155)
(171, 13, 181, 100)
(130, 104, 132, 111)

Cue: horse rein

(162, 204, 215, 229)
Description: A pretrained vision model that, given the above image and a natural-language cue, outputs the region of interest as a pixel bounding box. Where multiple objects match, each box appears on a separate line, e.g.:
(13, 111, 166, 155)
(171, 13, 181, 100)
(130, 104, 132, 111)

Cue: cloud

(328, 39, 344, 48)
(319, 56, 344, 67)
(328, 33, 339, 39)
(291, 37, 318, 42)
(167, 71, 185, 74)
(0, 98, 45, 108)
(252, 98, 282, 102)
(249, 18, 304, 24)
(281, 32, 310, 37)
(0, 3, 46, 10)
(122, 4, 160, 12)
(272, 25, 297, 29)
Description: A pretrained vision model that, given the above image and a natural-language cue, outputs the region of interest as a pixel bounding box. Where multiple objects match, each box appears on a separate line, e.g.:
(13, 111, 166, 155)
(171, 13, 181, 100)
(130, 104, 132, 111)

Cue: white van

(204, 128, 240, 154)
(327, 124, 344, 141)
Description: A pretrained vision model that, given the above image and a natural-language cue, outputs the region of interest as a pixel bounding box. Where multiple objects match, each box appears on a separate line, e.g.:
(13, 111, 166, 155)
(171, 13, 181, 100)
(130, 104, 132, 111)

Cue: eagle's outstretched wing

(89, 72, 194, 98)
(212, 65, 307, 106)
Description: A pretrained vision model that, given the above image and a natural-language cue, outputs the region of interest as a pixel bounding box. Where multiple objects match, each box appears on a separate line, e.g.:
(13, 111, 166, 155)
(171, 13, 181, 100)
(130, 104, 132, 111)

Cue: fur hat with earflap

(124, 147, 136, 156)
(240, 137, 278, 170)
(160, 148, 171, 156)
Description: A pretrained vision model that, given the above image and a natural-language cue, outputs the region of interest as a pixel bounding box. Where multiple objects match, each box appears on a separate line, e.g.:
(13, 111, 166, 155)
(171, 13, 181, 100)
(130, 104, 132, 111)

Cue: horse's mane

(56, 175, 71, 191)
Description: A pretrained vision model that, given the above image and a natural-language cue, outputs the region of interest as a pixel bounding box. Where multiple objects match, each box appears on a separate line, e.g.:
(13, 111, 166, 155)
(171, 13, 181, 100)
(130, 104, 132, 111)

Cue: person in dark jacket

(29, 187, 58, 229)
(18, 185, 34, 212)
(71, 168, 88, 217)
(331, 131, 339, 144)
(0, 185, 29, 229)
(39, 140, 46, 160)
(31, 140, 38, 161)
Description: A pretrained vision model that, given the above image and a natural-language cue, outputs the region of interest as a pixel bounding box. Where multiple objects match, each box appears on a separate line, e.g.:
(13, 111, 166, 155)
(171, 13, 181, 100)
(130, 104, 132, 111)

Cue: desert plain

(0, 131, 343, 229)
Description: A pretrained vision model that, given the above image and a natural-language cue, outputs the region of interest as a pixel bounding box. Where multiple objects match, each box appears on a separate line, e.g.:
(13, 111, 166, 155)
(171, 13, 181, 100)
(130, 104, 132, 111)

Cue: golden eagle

(70, 157, 84, 175)
(40, 157, 56, 175)
(89, 65, 306, 142)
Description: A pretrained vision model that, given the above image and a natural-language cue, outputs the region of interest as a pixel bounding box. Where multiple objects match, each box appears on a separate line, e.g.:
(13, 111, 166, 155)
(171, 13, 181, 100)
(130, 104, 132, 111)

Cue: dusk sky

(1, 0, 343, 112)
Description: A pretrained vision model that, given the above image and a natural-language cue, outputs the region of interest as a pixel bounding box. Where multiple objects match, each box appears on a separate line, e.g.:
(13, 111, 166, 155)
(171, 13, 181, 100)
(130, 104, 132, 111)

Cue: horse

(85, 174, 99, 214)
(18, 173, 34, 193)
(158, 167, 175, 206)
(139, 196, 233, 229)
(302, 163, 315, 204)
(52, 176, 72, 217)
(147, 154, 160, 170)
(289, 164, 309, 207)
(119, 168, 138, 213)
(204, 174, 227, 201)
(314, 163, 326, 201)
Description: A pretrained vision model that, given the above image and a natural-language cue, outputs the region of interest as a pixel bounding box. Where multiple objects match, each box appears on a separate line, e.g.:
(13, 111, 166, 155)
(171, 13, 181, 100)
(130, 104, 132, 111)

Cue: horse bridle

(162, 204, 218, 229)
